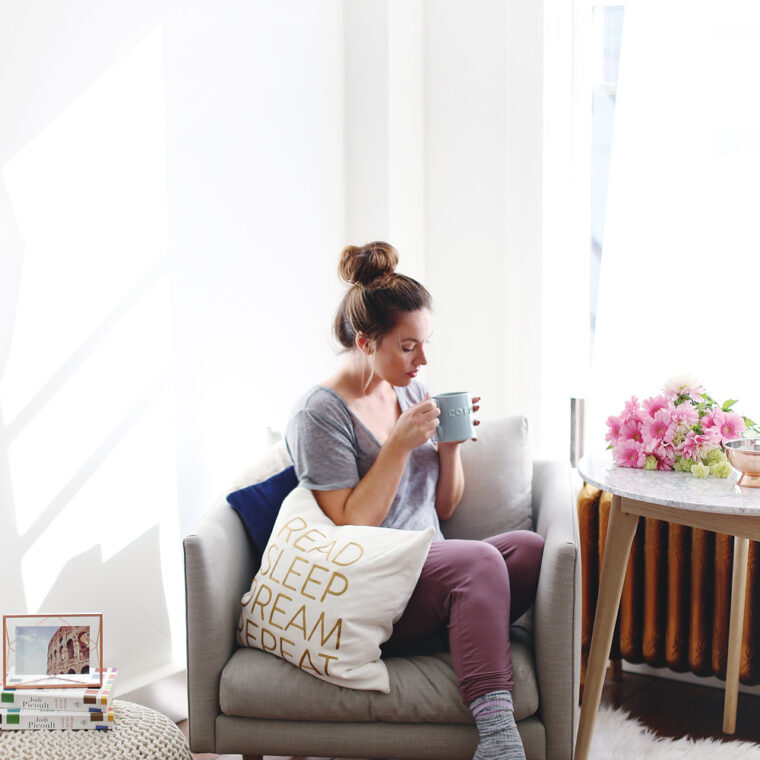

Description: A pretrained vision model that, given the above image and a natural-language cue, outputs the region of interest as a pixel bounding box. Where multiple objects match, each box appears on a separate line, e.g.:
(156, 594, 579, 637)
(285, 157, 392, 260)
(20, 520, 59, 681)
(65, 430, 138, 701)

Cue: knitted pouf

(0, 700, 192, 760)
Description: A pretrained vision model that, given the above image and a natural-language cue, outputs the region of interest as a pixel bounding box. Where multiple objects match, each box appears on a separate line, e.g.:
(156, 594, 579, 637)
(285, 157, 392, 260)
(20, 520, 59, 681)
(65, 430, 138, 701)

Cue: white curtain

(589, 0, 760, 448)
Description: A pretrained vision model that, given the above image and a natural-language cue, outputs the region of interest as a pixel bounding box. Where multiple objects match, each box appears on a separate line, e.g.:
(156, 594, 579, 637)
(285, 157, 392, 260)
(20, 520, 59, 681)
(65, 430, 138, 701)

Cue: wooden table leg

(574, 495, 640, 760)
(723, 535, 749, 734)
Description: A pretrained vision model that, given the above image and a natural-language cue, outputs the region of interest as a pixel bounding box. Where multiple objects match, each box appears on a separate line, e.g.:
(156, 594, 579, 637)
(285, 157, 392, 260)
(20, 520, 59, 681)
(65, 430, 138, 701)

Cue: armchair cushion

(221, 626, 538, 723)
(237, 486, 435, 693)
(442, 416, 533, 540)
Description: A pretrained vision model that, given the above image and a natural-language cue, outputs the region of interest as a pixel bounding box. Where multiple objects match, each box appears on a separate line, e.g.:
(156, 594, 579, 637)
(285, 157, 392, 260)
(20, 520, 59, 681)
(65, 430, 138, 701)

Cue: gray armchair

(184, 416, 580, 760)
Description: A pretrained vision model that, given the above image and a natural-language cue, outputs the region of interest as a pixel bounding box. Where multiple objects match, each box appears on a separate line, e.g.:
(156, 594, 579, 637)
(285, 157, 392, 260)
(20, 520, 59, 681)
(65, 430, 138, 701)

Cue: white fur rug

(284, 708, 760, 760)
(591, 705, 760, 759)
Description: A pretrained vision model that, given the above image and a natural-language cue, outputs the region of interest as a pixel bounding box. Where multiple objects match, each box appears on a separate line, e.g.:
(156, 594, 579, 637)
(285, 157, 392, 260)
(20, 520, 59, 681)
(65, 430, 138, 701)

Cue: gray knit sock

(469, 690, 526, 760)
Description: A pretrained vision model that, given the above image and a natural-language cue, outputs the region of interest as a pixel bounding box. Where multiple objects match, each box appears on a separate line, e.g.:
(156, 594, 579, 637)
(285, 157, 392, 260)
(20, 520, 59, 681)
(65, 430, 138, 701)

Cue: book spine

(0, 710, 113, 730)
(0, 696, 94, 711)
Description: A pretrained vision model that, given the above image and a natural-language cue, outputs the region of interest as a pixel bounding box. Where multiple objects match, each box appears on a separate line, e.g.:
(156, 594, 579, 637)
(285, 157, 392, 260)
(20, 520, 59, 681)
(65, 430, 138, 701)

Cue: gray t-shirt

(285, 380, 443, 540)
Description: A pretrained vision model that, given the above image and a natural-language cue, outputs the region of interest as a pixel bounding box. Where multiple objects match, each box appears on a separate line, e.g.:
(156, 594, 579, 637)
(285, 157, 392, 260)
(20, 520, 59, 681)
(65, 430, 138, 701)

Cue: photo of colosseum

(46, 626, 91, 675)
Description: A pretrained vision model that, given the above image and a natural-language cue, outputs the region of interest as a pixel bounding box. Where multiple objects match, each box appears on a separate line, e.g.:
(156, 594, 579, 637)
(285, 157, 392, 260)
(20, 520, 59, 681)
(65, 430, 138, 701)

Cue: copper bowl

(725, 438, 760, 487)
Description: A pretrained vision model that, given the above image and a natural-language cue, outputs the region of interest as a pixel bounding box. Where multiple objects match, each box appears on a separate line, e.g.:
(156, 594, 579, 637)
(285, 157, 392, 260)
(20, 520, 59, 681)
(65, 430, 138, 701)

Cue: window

(589, 4, 624, 352)
(586, 2, 760, 447)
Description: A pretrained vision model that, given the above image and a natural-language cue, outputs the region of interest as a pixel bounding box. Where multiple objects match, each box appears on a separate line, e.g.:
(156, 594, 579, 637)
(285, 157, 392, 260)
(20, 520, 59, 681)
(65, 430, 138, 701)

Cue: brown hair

(333, 241, 431, 350)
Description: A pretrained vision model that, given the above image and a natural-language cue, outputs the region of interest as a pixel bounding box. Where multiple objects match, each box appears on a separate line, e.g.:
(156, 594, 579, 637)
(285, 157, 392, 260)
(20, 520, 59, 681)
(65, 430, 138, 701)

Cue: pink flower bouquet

(606, 376, 760, 478)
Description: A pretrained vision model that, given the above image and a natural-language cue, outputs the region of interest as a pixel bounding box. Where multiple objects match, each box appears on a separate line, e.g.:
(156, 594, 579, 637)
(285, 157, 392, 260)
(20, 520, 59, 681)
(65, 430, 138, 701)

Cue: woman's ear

(355, 333, 374, 355)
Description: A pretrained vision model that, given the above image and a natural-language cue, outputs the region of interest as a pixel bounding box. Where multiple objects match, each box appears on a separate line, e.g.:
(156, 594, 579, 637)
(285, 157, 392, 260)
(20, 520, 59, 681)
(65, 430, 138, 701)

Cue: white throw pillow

(237, 487, 435, 693)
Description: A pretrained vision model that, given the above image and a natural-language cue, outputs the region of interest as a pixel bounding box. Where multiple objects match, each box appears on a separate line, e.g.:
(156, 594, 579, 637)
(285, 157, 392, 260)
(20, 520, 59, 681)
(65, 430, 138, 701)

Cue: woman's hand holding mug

(389, 395, 441, 451)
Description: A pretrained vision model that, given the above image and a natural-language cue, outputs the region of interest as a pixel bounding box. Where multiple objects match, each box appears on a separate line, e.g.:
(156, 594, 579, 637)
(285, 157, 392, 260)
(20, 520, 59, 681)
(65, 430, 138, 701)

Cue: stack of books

(0, 667, 117, 730)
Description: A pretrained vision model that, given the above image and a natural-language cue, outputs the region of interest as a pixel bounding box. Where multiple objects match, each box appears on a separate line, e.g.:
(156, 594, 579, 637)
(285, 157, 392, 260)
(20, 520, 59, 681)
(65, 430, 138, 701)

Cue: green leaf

(722, 399, 738, 411)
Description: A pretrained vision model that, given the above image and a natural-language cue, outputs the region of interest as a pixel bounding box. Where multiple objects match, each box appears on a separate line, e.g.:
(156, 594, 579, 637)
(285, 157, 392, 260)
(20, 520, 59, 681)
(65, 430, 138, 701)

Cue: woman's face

(370, 308, 432, 387)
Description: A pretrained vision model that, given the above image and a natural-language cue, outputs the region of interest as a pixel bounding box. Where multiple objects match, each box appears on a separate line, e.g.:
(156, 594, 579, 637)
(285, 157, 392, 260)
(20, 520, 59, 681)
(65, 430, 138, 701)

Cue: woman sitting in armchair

(284, 241, 544, 760)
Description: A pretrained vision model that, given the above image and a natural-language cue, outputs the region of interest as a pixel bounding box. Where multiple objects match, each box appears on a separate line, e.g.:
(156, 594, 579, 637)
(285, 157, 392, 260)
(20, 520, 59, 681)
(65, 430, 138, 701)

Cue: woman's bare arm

(434, 442, 465, 521)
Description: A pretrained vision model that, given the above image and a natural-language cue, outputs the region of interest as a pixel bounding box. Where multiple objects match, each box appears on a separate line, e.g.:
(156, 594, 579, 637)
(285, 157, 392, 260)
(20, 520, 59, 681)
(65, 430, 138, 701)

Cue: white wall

(422, 0, 586, 459)
(0, 0, 575, 713)
(424, 0, 501, 406)
(1, 0, 347, 707)
(340, 0, 579, 452)
(343, 0, 427, 281)
(164, 2, 346, 532)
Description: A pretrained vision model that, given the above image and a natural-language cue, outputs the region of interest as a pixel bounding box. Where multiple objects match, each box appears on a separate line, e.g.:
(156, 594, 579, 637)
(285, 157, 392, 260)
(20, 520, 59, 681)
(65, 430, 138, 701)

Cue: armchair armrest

(531, 460, 581, 760)
(184, 497, 257, 753)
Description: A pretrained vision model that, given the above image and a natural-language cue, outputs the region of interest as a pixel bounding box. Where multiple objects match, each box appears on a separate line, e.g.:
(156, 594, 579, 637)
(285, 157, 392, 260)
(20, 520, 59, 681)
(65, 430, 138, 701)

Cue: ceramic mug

(432, 391, 474, 442)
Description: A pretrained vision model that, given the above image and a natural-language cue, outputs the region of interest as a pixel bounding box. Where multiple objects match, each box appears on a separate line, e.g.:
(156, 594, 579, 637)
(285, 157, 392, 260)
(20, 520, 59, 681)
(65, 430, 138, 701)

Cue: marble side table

(574, 454, 760, 760)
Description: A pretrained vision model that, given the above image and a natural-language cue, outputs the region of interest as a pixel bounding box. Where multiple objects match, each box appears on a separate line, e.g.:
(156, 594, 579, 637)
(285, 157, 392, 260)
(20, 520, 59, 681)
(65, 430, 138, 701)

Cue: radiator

(578, 483, 760, 686)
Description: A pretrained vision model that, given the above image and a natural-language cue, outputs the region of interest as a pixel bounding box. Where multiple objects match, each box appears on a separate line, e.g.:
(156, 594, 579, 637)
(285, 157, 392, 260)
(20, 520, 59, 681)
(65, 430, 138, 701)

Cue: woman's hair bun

(338, 241, 399, 286)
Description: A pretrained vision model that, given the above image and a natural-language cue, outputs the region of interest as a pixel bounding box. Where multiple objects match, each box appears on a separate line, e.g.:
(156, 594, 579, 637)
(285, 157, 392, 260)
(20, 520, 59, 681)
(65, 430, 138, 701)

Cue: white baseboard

(622, 660, 760, 697)
(113, 663, 188, 722)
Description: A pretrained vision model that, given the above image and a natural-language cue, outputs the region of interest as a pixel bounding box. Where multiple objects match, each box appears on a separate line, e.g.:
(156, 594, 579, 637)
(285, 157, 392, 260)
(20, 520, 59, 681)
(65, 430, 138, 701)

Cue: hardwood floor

(179, 669, 760, 759)
(599, 669, 760, 744)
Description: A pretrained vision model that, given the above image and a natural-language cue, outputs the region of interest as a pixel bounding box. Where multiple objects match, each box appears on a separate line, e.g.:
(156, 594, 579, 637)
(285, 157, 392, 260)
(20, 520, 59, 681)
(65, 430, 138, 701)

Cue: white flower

(662, 373, 704, 402)
(663, 373, 701, 394)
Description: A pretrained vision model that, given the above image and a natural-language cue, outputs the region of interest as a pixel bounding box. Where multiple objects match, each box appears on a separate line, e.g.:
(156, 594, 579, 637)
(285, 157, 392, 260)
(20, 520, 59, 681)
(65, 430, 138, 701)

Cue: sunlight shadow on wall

(0, 27, 185, 681)
(0, 179, 25, 612)
(40, 525, 173, 687)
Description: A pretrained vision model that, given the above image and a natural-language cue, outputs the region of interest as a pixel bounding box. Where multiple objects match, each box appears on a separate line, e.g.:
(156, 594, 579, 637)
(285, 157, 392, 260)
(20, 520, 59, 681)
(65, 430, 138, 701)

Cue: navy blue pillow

(227, 466, 298, 552)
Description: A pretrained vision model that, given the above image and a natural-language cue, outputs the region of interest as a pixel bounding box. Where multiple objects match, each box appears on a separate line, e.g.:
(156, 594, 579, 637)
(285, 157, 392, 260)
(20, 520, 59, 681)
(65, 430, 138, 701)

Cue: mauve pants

(383, 531, 545, 705)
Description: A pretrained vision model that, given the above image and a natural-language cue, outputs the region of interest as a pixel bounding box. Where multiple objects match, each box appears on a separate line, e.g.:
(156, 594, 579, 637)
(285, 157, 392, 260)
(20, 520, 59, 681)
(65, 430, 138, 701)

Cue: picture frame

(3, 614, 104, 689)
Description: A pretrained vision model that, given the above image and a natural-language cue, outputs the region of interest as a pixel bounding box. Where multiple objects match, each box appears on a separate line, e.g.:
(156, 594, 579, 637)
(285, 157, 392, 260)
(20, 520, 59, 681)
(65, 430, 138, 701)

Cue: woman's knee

(522, 530, 545, 559)
(459, 541, 508, 580)
(510, 531, 545, 588)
